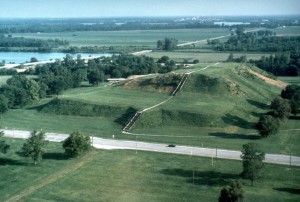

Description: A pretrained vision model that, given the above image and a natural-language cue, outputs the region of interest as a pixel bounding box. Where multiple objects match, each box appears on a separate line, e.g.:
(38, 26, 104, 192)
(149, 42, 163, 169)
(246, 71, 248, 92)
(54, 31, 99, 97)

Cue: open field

(0, 138, 81, 201)
(1, 138, 299, 202)
(142, 51, 271, 63)
(271, 26, 300, 36)
(14, 28, 231, 47)
(0, 75, 12, 85)
(60, 84, 170, 110)
(278, 76, 300, 85)
(0, 107, 123, 138)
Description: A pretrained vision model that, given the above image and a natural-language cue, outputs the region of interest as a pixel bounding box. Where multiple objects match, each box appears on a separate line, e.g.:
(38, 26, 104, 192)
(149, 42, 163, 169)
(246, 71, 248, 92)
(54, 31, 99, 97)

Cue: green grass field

(1, 139, 299, 202)
(278, 76, 300, 85)
(0, 75, 12, 86)
(142, 52, 270, 63)
(0, 138, 80, 201)
(14, 28, 231, 47)
(271, 26, 300, 36)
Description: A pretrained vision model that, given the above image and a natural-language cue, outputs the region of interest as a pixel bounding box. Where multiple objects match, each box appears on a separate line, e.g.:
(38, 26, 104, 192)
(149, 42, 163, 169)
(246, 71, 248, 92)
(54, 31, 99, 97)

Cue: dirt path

(6, 150, 98, 202)
(248, 69, 287, 88)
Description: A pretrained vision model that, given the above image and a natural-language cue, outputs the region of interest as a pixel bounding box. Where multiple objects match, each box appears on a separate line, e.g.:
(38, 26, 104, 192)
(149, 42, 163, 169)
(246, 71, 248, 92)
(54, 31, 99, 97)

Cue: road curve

(2, 129, 300, 167)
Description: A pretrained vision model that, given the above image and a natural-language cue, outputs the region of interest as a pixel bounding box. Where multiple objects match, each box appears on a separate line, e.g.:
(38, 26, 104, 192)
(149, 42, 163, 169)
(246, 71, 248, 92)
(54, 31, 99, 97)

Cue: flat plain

(14, 28, 231, 47)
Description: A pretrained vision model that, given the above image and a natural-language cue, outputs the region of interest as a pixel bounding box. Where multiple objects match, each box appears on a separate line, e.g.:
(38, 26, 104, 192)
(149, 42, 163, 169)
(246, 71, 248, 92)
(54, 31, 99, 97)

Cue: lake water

(0, 52, 113, 64)
(214, 22, 250, 26)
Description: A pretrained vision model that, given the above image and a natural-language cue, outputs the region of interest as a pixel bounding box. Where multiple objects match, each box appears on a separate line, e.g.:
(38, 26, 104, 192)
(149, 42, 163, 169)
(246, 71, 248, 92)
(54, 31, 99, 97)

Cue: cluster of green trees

(0, 54, 178, 115)
(0, 130, 91, 165)
(0, 68, 18, 75)
(214, 27, 300, 52)
(85, 54, 178, 85)
(0, 75, 41, 111)
(250, 52, 300, 76)
(256, 84, 299, 137)
(157, 38, 178, 50)
(226, 53, 247, 63)
(0, 35, 68, 52)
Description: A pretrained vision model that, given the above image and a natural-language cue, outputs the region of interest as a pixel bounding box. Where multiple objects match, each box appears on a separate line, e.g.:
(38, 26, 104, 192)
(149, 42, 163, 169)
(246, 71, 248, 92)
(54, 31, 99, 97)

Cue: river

(0, 52, 113, 64)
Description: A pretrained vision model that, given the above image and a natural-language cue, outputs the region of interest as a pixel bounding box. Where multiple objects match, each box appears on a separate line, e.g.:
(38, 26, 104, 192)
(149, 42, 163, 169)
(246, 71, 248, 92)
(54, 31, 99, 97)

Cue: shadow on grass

(0, 158, 28, 166)
(27, 102, 49, 111)
(42, 152, 67, 160)
(247, 99, 269, 110)
(222, 114, 255, 129)
(273, 188, 300, 195)
(251, 111, 264, 118)
(289, 116, 300, 120)
(209, 132, 260, 140)
(114, 107, 138, 126)
(161, 169, 239, 186)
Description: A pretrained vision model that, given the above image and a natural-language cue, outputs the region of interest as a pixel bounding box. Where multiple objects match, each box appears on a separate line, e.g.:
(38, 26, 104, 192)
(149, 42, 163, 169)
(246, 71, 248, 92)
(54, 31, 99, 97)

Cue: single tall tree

(219, 181, 244, 202)
(256, 115, 280, 137)
(240, 143, 265, 186)
(63, 131, 91, 158)
(21, 130, 48, 164)
(0, 95, 9, 114)
(281, 84, 300, 115)
(87, 69, 104, 86)
(270, 97, 291, 120)
(0, 130, 10, 154)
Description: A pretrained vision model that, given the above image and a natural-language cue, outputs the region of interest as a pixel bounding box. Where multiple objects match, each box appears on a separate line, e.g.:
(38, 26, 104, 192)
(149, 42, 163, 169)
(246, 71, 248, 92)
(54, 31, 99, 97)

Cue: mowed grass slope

(131, 63, 300, 154)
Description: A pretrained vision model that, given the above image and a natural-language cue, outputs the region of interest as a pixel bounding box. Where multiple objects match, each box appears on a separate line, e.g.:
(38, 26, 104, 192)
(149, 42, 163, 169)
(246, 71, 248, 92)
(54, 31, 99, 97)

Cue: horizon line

(1, 14, 300, 19)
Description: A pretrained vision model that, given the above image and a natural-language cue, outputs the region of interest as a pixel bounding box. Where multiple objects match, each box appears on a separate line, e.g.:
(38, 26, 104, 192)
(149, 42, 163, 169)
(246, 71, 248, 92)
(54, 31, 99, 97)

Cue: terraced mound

(38, 63, 284, 137)
(132, 63, 283, 132)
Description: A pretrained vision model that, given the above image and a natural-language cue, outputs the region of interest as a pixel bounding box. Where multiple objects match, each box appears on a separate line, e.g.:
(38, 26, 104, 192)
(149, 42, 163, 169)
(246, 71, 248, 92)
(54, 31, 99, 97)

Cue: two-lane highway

(2, 129, 300, 166)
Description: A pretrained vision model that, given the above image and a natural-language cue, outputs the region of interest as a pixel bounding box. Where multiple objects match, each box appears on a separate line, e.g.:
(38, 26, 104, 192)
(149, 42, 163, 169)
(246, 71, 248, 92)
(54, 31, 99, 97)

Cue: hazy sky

(1, 0, 300, 18)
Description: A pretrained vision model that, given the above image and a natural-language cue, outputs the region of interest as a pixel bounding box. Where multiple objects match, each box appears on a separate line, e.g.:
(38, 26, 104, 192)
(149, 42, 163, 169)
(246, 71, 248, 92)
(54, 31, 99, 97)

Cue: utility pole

(135, 135, 137, 154)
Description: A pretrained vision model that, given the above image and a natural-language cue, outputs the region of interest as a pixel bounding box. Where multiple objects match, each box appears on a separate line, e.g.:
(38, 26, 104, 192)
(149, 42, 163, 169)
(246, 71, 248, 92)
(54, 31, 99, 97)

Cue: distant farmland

(15, 28, 231, 47)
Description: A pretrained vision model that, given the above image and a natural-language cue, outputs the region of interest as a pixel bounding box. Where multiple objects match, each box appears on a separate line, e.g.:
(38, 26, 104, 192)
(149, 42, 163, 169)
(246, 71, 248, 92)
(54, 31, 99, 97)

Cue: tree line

(213, 27, 300, 52)
(0, 16, 298, 34)
(250, 52, 300, 76)
(256, 84, 300, 137)
(0, 34, 69, 52)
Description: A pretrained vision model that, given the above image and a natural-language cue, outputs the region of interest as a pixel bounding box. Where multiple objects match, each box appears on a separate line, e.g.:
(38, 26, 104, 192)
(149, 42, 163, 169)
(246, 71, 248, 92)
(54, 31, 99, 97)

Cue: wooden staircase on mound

(122, 112, 142, 132)
(123, 73, 190, 132)
(171, 73, 189, 96)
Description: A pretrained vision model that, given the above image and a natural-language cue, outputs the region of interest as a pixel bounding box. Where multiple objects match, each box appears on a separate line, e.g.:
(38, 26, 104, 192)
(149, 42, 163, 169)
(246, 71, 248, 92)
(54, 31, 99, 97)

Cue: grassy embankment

(0, 138, 299, 202)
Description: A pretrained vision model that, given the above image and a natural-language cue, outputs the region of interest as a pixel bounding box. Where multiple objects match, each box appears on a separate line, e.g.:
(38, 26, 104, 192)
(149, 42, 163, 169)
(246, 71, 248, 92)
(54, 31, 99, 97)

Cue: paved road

(177, 28, 265, 47)
(3, 129, 300, 166)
